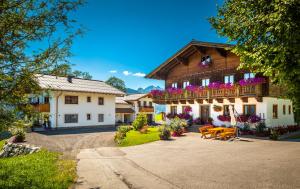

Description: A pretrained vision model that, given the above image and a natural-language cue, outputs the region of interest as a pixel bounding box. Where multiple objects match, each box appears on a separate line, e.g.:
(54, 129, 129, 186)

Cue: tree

(105, 76, 126, 92)
(44, 63, 92, 79)
(209, 0, 300, 114)
(0, 0, 84, 125)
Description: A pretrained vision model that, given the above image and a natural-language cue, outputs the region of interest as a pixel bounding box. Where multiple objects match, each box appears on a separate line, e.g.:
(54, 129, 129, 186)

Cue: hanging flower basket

(213, 105, 222, 112)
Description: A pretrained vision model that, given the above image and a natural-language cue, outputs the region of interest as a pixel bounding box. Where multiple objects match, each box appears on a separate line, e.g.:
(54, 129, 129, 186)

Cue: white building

(31, 75, 125, 129)
(115, 94, 155, 124)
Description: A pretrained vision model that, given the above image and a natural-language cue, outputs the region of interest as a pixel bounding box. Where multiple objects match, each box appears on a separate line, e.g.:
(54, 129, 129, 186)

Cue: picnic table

(208, 127, 226, 138)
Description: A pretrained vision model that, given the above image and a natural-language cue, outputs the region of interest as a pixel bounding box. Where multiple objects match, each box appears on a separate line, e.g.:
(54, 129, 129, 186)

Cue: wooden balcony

(152, 84, 263, 104)
(32, 103, 50, 112)
(139, 106, 154, 113)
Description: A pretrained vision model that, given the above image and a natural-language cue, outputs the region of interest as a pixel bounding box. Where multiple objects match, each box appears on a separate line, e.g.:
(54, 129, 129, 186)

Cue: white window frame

(202, 78, 210, 87)
(171, 82, 177, 88)
(224, 75, 234, 84)
(244, 73, 255, 80)
(183, 81, 190, 89)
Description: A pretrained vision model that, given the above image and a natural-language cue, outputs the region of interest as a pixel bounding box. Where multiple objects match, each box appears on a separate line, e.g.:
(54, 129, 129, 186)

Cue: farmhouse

(115, 94, 155, 124)
(30, 74, 125, 129)
(146, 40, 295, 127)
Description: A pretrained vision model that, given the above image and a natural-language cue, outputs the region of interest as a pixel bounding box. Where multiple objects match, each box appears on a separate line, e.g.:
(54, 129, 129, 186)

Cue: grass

(119, 127, 160, 147)
(0, 140, 5, 149)
(0, 140, 76, 189)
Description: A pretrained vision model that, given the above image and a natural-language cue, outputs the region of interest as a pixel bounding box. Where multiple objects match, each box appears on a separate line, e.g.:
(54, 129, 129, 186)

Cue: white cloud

(133, 72, 146, 77)
(109, 70, 117, 73)
(123, 70, 132, 76)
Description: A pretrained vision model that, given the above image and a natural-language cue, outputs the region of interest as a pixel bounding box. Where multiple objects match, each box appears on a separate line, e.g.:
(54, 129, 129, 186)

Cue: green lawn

(119, 127, 160, 147)
(0, 140, 76, 189)
(0, 140, 5, 149)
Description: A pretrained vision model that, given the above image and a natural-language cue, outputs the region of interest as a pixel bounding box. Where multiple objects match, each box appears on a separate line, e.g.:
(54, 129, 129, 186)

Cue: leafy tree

(44, 63, 92, 79)
(72, 70, 92, 79)
(105, 76, 126, 92)
(209, 0, 300, 114)
(0, 0, 84, 125)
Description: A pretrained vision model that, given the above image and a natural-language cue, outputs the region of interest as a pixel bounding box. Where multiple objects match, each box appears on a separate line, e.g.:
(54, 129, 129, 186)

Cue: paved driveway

(26, 127, 116, 158)
(76, 133, 300, 189)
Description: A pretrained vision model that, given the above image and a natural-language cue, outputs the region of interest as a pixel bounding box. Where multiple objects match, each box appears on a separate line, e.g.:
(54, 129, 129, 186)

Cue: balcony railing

(32, 103, 50, 112)
(152, 84, 263, 103)
(139, 106, 154, 113)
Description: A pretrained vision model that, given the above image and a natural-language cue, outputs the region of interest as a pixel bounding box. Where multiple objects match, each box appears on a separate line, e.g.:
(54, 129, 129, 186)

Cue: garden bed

(118, 127, 160, 147)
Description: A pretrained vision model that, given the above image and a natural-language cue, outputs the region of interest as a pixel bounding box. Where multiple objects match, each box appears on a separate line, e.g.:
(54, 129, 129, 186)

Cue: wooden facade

(146, 41, 279, 104)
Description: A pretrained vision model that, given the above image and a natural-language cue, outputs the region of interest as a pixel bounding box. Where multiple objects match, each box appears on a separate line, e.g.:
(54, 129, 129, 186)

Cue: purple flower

(208, 81, 222, 89)
(150, 89, 164, 97)
(238, 77, 266, 86)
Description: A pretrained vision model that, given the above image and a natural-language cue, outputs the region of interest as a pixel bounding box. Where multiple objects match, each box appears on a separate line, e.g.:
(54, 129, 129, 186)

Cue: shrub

(255, 121, 266, 134)
(114, 125, 132, 144)
(158, 126, 171, 140)
(269, 129, 279, 140)
(13, 129, 25, 143)
(132, 113, 147, 131)
(169, 117, 184, 136)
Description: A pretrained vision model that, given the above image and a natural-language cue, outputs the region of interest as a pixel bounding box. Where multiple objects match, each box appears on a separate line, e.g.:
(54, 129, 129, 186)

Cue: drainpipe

(55, 91, 63, 129)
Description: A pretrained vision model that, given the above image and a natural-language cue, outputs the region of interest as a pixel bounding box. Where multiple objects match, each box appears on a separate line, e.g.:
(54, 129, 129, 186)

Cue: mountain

(126, 85, 162, 94)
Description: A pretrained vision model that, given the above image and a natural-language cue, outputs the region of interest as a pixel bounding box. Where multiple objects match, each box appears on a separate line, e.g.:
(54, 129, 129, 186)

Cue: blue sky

(69, 0, 226, 89)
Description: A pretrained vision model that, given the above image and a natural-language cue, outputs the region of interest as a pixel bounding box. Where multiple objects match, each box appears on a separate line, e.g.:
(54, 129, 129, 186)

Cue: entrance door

(147, 114, 153, 124)
(200, 105, 210, 123)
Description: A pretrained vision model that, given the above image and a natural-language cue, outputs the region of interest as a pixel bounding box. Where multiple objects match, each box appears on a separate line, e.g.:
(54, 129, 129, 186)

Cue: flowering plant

(150, 89, 164, 97)
(208, 81, 222, 89)
(220, 83, 234, 89)
(178, 113, 192, 120)
(185, 85, 198, 92)
(238, 77, 266, 86)
(183, 106, 192, 113)
(217, 115, 231, 122)
(167, 87, 183, 95)
(199, 56, 212, 68)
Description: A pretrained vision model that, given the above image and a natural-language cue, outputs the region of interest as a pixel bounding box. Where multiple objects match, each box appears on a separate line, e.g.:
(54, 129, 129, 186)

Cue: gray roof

(123, 94, 149, 101)
(116, 97, 129, 104)
(35, 74, 125, 96)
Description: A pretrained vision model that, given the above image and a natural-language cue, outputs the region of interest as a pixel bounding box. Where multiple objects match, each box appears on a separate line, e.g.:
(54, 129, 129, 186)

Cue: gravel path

(25, 128, 116, 158)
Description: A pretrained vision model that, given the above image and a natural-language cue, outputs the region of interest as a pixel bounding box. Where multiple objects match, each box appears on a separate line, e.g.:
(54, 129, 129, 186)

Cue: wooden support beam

(206, 99, 213, 104)
(196, 99, 203, 104)
(241, 97, 248, 103)
(228, 98, 235, 103)
(180, 100, 186, 104)
(216, 98, 223, 103)
(188, 100, 194, 104)
(193, 46, 207, 55)
(256, 97, 263, 102)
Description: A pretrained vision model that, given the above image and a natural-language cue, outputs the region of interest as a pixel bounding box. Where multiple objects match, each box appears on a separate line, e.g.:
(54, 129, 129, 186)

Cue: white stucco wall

(48, 91, 116, 128)
(165, 97, 295, 127)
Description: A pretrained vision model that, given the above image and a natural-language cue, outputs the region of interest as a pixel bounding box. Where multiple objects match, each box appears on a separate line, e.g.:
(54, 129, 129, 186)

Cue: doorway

(200, 105, 210, 123)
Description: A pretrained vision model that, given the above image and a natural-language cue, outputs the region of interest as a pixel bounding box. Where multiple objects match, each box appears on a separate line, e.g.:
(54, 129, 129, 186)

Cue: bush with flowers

(169, 117, 186, 137)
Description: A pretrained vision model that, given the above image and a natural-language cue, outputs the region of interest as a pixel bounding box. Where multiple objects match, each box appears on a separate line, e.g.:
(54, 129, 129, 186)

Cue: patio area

(76, 133, 300, 189)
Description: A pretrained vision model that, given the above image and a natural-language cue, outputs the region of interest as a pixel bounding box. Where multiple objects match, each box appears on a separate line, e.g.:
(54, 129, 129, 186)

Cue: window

(98, 114, 104, 122)
(243, 105, 256, 115)
(65, 96, 78, 104)
(224, 75, 234, 84)
(273, 104, 278, 119)
(244, 73, 255, 80)
(171, 82, 177, 88)
(283, 105, 286, 115)
(138, 101, 141, 107)
(44, 97, 49, 104)
(87, 113, 91, 120)
(202, 78, 210, 86)
(87, 96, 91, 102)
(183, 81, 190, 89)
(170, 106, 177, 115)
(289, 105, 292, 114)
(149, 102, 153, 107)
(64, 114, 78, 123)
(98, 97, 104, 105)
(143, 101, 147, 107)
(223, 105, 234, 116)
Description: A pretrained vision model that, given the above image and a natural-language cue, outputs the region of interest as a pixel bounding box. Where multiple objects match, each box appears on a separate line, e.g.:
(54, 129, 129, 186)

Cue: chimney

(67, 75, 74, 83)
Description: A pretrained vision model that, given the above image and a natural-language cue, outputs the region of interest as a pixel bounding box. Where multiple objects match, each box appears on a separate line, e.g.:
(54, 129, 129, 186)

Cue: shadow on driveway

(35, 126, 116, 136)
